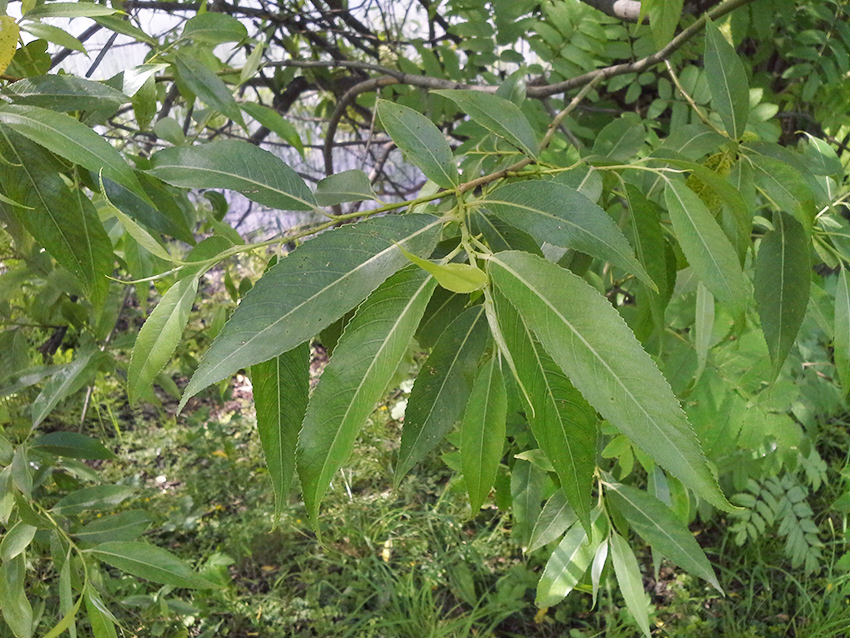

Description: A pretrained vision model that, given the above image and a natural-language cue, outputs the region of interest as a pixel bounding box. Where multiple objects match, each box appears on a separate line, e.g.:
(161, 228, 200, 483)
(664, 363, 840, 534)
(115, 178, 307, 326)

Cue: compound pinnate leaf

(180, 214, 441, 410)
(433, 89, 538, 158)
(754, 212, 810, 377)
(483, 181, 654, 289)
(149, 139, 316, 211)
(646, 0, 684, 49)
(252, 343, 310, 523)
(704, 17, 749, 139)
(488, 251, 733, 512)
(606, 481, 722, 592)
(461, 355, 507, 513)
(87, 542, 218, 589)
(377, 100, 458, 189)
(298, 268, 436, 521)
(397, 305, 489, 481)
(610, 532, 652, 638)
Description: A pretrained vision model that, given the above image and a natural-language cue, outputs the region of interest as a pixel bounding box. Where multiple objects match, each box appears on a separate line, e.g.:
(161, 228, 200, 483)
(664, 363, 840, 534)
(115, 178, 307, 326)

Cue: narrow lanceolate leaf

(0, 17, 19, 75)
(606, 481, 721, 592)
(433, 89, 538, 158)
(175, 53, 246, 129)
(749, 153, 815, 233)
(0, 104, 147, 200)
(528, 490, 578, 553)
(536, 519, 596, 607)
(647, 0, 684, 50)
(704, 17, 749, 139)
(626, 185, 671, 330)
(180, 214, 441, 410)
(87, 542, 218, 589)
(252, 343, 309, 523)
(51, 485, 134, 516)
(298, 268, 436, 521)
(754, 213, 810, 377)
(5, 76, 128, 113)
(483, 181, 654, 289)
(32, 352, 101, 428)
(664, 179, 749, 315)
(31, 432, 115, 460)
(314, 170, 377, 207)
(398, 244, 488, 293)
(0, 555, 32, 638)
(461, 356, 507, 513)
(128, 277, 198, 405)
(73, 511, 152, 544)
(148, 140, 316, 211)
(488, 251, 733, 512)
(835, 268, 850, 394)
(396, 306, 489, 481)
(495, 286, 597, 533)
(610, 533, 651, 638)
(85, 590, 118, 638)
(0, 133, 113, 308)
(591, 118, 645, 162)
(694, 282, 714, 381)
(377, 100, 458, 189)
(591, 538, 609, 607)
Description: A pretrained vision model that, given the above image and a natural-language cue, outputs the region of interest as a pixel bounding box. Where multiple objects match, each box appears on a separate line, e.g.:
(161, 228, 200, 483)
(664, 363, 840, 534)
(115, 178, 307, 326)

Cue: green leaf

(24, 2, 117, 18)
(397, 305, 490, 481)
(100, 175, 175, 263)
(433, 89, 537, 158)
(610, 532, 651, 638)
(461, 355, 507, 513)
(494, 286, 597, 533)
(251, 343, 309, 524)
(181, 12, 247, 44)
(18, 22, 86, 54)
(31, 432, 115, 460)
(315, 170, 377, 207)
(84, 589, 118, 638)
(51, 485, 134, 516)
(174, 53, 246, 129)
(606, 481, 722, 592)
(86, 541, 219, 589)
(73, 511, 152, 544)
(93, 15, 157, 46)
(511, 459, 544, 547)
(50, 550, 78, 638)
(398, 244, 488, 293)
(181, 214, 441, 410)
(694, 282, 714, 381)
(148, 139, 316, 211)
(4, 76, 127, 112)
(0, 104, 148, 201)
(800, 134, 843, 177)
(591, 538, 609, 607)
(483, 181, 654, 289)
(0, 17, 17, 76)
(299, 268, 436, 521)
(31, 352, 101, 428)
(528, 490, 578, 553)
(647, 0, 683, 49)
(128, 277, 198, 405)
(470, 211, 543, 256)
(415, 288, 470, 349)
(377, 100, 458, 189)
(704, 17, 749, 139)
(659, 123, 728, 161)
(240, 102, 304, 156)
(0, 555, 32, 638)
(100, 175, 195, 245)
(835, 268, 850, 394)
(488, 251, 733, 512)
(591, 118, 645, 161)
(0, 522, 36, 561)
(748, 153, 815, 232)
(536, 517, 597, 606)
(755, 212, 810, 377)
(0, 132, 114, 307)
(664, 179, 749, 315)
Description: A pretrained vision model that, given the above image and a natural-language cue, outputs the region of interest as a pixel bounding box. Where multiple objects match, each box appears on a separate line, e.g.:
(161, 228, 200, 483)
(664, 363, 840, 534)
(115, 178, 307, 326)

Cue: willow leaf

(835, 268, 850, 394)
(704, 17, 749, 139)
(610, 533, 651, 638)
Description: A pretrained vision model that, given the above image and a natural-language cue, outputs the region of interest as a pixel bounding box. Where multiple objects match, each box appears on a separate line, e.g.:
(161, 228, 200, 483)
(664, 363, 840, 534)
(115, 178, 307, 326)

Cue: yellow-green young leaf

(704, 17, 749, 140)
(0, 555, 32, 638)
(835, 268, 850, 394)
(664, 179, 749, 315)
(180, 214, 441, 411)
(461, 356, 507, 513)
(397, 306, 489, 481)
(610, 532, 652, 638)
(432, 89, 538, 158)
(0, 17, 19, 75)
(528, 490, 578, 553)
(754, 212, 810, 378)
(128, 277, 198, 405)
(251, 343, 309, 524)
(494, 285, 597, 534)
(377, 100, 458, 189)
(148, 139, 316, 211)
(175, 53, 246, 129)
(536, 516, 598, 607)
(298, 267, 436, 522)
(86, 541, 219, 589)
(488, 251, 734, 513)
(398, 244, 487, 293)
(605, 481, 722, 592)
(0, 104, 149, 203)
(84, 590, 118, 638)
(24, 2, 117, 17)
(483, 181, 655, 289)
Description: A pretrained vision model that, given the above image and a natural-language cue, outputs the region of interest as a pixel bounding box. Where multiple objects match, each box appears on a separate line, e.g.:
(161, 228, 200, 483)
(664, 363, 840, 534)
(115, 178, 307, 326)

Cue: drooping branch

(578, 0, 643, 22)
